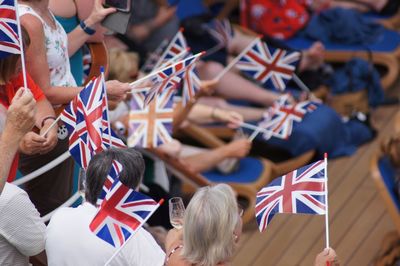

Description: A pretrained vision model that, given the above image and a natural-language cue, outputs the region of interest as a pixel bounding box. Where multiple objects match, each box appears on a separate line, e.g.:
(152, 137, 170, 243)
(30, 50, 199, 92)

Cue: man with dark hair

(45, 148, 165, 266)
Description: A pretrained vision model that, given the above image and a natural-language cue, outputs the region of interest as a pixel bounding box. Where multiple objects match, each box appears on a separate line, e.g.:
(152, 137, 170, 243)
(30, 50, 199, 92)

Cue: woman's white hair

(182, 184, 239, 266)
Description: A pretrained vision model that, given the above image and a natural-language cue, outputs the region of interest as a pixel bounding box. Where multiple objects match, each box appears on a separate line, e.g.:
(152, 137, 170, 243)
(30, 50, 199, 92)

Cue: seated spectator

(0, 27, 58, 183)
(0, 88, 46, 265)
(165, 183, 339, 266)
(45, 148, 165, 265)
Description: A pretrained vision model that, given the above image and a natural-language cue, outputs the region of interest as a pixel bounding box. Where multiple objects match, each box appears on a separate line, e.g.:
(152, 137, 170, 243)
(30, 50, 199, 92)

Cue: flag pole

(324, 152, 330, 249)
(213, 36, 260, 82)
(292, 73, 311, 93)
(101, 67, 112, 148)
(15, 0, 28, 89)
(104, 198, 165, 266)
(40, 116, 61, 137)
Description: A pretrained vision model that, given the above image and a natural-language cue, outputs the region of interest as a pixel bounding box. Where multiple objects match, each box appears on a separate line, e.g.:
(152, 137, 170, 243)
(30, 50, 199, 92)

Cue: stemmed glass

(169, 197, 185, 229)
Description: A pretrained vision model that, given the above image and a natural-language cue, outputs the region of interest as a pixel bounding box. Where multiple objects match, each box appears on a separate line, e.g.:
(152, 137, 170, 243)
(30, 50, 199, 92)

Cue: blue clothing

(302, 7, 384, 45)
(328, 58, 384, 107)
(168, 0, 208, 21)
(246, 103, 373, 158)
(55, 15, 84, 86)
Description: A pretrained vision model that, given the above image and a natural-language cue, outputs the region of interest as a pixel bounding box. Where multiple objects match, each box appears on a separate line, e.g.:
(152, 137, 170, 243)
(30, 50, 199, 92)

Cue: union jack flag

(256, 160, 326, 232)
(182, 62, 201, 106)
(258, 96, 318, 140)
(236, 39, 300, 91)
(0, 0, 20, 59)
(205, 19, 233, 49)
(140, 38, 169, 74)
(97, 160, 123, 207)
(61, 76, 126, 169)
(128, 86, 175, 148)
(144, 52, 203, 106)
(90, 178, 160, 248)
(154, 29, 188, 70)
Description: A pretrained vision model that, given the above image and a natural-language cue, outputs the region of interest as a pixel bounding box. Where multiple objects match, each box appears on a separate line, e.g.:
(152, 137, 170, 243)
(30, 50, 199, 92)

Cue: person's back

(46, 202, 165, 265)
(45, 148, 166, 266)
(0, 182, 45, 266)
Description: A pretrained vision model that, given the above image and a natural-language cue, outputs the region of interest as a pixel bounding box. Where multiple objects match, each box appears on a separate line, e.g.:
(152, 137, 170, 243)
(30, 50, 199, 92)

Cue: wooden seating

(371, 145, 400, 234)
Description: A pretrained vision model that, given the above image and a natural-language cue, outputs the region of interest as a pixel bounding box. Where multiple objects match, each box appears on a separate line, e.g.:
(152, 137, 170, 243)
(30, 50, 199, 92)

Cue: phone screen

(105, 0, 130, 11)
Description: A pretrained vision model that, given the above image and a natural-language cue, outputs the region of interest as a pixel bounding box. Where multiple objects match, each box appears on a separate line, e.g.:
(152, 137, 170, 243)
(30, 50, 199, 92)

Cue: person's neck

(20, 0, 49, 14)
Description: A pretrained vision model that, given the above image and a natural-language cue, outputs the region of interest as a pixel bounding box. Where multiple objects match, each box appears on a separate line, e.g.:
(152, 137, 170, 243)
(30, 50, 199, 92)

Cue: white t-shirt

(0, 183, 46, 266)
(46, 202, 165, 266)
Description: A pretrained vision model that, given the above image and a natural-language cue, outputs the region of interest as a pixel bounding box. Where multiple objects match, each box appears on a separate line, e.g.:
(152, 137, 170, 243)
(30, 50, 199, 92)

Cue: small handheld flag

(97, 160, 124, 207)
(256, 159, 326, 232)
(236, 39, 300, 91)
(90, 178, 161, 248)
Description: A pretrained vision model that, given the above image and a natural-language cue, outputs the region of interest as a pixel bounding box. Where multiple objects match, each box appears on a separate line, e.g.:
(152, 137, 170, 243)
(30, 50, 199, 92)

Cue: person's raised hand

(105, 80, 131, 102)
(7, 88, 36, 140)
(85, 0, 116, 28)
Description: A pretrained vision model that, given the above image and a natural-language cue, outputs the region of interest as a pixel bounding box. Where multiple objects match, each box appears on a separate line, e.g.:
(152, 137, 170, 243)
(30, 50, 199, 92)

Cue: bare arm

(49, 0, 115, 55)
(0, 89, 36, 193)
(182, 139, 250, 173)
(187, 103, 243, 126)
(21, 14, 82, 104)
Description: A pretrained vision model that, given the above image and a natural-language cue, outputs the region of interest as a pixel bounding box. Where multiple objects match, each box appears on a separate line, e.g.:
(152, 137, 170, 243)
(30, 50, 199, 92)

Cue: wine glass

(169, 197, 185, 229)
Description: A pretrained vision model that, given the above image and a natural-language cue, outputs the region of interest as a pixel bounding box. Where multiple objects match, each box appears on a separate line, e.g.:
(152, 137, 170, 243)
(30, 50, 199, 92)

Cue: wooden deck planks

(233, 105, 399, 266)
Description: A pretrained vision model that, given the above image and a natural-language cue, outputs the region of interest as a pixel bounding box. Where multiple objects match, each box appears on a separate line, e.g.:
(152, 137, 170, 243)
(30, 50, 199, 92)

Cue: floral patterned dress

(18, 4, 77, 88)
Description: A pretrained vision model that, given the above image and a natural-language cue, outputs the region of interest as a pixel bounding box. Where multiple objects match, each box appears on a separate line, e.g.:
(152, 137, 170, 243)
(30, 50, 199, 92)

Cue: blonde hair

(108, 49, 139, 83)
(182, 184, 239, 266)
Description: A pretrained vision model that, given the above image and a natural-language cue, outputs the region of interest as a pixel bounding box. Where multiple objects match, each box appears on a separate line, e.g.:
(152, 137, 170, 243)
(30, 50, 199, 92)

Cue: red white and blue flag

(144, 52, 203, 106)
(128, 86, 175, 148)
(0, 0, 20, 59)
(206, 19, 233, 49)
(236, 39, 300, 91)
(90, 178, 160, 248)
(182, 62, 201, 106)
(61, 76, 125, 169)
(141, 38, 169, 74)
(256, 160, 326, 232)
(258, 96, 318, 140)
(97, 160, 124, 207)
(154, 29, 188, 70)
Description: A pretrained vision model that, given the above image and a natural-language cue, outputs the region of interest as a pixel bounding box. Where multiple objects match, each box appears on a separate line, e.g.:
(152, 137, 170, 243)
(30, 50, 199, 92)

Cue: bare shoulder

(48, 0, 77, 18)
(20, 14, 45, 37)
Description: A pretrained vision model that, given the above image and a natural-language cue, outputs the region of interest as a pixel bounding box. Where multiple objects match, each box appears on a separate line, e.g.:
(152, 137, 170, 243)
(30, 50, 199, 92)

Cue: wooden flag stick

(324, 152, 330, 249)
(104, 198, 165, 266)
(101, 67, 112, 148)
(15, 0, 28, 89)
(213, 36, 260, 82)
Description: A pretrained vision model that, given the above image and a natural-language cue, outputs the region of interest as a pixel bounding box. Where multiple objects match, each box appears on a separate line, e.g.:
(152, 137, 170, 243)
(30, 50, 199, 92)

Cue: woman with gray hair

(165, 184, 243, 266)
(165, 183, 340, 266)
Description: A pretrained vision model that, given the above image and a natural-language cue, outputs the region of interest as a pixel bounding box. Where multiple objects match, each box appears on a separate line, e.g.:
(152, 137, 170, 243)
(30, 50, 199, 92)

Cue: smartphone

(104, 0, 131, 12)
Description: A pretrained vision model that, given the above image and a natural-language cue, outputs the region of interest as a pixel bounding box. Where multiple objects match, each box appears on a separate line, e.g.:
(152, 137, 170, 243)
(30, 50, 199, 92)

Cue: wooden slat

(346, 212, 395, 265)
(232, 105, 399, 266)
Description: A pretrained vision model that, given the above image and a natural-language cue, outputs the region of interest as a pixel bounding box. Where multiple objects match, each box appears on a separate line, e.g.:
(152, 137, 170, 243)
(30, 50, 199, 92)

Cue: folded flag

(97, 160, 124, 207)
(257, 95, 318, 140)
(236, 39, 300, 91)
(256, 160, 326, 232)
(0, 0, 20, 59)
(60, 76, 125, 169)
(90, 177, 161, 248)
(128, 86, 175, 148)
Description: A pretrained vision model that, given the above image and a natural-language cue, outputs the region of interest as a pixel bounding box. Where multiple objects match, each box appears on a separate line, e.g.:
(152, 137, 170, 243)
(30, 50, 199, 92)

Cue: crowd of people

(2, 0, 399, 265)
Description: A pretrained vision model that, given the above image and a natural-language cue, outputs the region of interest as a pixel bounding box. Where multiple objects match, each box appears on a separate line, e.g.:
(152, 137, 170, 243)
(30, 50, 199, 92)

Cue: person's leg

(197, 61, 280, 106)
